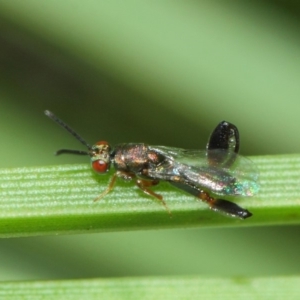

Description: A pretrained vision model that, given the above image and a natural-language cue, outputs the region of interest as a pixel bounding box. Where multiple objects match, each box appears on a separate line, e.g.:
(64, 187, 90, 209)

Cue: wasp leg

(94, 171, 134, 202)
(136, 179, 171, 216)
(170, 181, 251, 219)
(207, 121, 240, 153)
(207, 121, 240, 168)
(197, 190, 252, 219)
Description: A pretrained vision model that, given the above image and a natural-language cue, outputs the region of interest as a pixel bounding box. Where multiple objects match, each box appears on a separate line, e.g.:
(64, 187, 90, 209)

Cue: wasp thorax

(91, 141, 111, 173)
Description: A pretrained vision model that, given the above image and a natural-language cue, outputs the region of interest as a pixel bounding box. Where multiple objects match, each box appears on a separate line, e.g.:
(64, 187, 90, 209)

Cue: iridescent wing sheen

(147, 146, 259, 197)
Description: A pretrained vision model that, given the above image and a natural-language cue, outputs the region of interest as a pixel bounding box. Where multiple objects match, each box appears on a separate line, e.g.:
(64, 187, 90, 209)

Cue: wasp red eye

(92, 160, 109, 173)
(96, 140, 109, 145)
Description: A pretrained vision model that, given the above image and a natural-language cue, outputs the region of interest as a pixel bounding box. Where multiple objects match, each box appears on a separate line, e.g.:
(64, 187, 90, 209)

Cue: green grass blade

(1, 276, 299, 300)
(0, 154, 300, 237)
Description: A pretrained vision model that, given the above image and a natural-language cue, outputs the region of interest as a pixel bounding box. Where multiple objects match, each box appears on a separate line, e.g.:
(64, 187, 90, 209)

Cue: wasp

(45, 110, 259, 219)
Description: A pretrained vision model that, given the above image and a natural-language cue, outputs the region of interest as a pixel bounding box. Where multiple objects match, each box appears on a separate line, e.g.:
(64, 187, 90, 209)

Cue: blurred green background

(0, 1, 300, 281)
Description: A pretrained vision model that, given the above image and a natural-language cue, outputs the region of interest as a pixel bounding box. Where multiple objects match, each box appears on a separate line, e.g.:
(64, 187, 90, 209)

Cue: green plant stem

(1, 276, 299, 300)
(0, 154, 300, 237)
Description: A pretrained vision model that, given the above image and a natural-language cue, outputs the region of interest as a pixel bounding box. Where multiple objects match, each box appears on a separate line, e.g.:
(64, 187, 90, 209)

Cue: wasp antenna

(55, 149, 90, 156)
(44, 110, 92, 151)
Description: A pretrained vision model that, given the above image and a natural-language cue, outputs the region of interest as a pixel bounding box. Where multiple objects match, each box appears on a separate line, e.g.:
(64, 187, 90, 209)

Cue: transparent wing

(147, 146, 259, 197)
